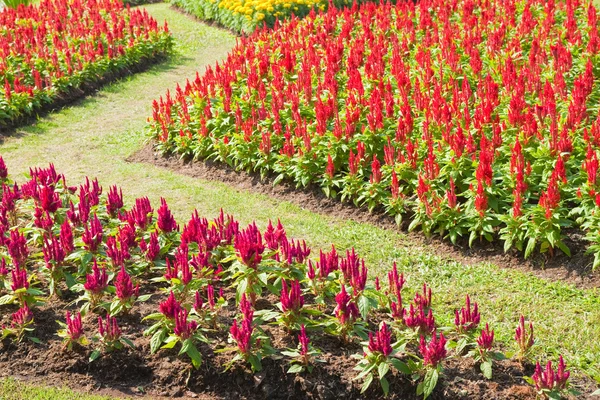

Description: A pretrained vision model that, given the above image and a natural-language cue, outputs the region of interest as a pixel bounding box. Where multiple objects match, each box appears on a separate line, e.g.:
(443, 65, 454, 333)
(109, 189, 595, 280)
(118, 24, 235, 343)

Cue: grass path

(0, 2, 599, 393)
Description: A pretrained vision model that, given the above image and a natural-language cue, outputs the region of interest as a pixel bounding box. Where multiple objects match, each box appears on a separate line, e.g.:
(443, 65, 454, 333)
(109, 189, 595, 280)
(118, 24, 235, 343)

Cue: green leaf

(360, 372, 374, 394)
(137, 294, 152, 302)
(89, 350, 101, 362)
(378, 362, 390, 379)
(380, 376, 389, 397)
(480, 360, 493, 380)
(287, 363, 304, 374)
(524, 237, 536, 259)
(357, 295, 370, 320)
(150, 329, 166, 354)
(422, 368, 439, 399)
(590, 389, 600, 396)
(390, 358, 411, 374)
(185, 341, 203, 369)
(248, 354, 262, 372)
(236, 278, 248, 303)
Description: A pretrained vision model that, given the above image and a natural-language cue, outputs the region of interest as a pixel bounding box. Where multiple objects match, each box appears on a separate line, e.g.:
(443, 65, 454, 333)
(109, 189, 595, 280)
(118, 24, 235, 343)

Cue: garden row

(170, 0, 372, 34)
(0, 0, 172, 127)
(148, 0, 600, 264)
(0, 157, 582, 398)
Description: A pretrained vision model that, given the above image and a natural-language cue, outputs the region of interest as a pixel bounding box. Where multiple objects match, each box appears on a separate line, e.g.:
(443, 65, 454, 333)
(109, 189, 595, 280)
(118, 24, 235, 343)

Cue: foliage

(0, 0, 173, 126)
(149, 0, 600, 263)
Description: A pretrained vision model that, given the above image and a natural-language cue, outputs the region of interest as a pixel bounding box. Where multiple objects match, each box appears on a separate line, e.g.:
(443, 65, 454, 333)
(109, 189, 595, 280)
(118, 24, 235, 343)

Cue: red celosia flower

(115, 265, 137, 301)
(84, 260, 108, 294)
(159, 291, 182, 319)
(82, 214, 103, 252)
(234, 222, 265, 269)
(454, 295, 480, 333)
(157, 197, 178, 233)
(174, 308, 198, 340)
(334, 285, 359, 325)
(280, 279, 304, 313)
(298, 324, 310, 357)
(65, 311, 84, 340)
(515, 315, 534, 356)
(98, 314, 121, 342)
(368, 322, 393, 356)
(419, 331, 447, 367)
(532, 355, 570, 392)
(106, 185, 124, 217)
(11, 264, 29, 292)
(476, 323, 494, 351)
(12, 304, 33, 326)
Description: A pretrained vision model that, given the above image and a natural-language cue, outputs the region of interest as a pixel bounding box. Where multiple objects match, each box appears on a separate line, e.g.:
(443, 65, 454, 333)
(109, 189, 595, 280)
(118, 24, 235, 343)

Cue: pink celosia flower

(368, 322, 393, 356)
(419, 331, 447, 367)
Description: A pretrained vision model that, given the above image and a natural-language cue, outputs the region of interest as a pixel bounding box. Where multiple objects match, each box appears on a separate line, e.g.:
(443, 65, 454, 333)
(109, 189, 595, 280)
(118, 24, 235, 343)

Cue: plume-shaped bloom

(174, 308, 198, 339)
(477, 323, 494, 351)
(159, 291, 182, 319)
(419, 331, 447, 367)
(234, 222, 265, 269)
(157, 197, 178, 233)
(12, 304, 33, 326)
(298, 324, 310, 357)
(114, 265, 138, 301)
(531, 355, 570, 392)
(454, 295, 480, 333)
(65, 311, 84, 340)
(84, 260, 108, 294)
(280, 279, 304, 313)
(230, 294, 254, 355)
(368, 322, 393, 356)
(82, 214, 103, 252)
(106, 185, 124, 217)
(11, 264, 29, 292)
(98, 314, 121, 342)
(334, 285, 359, 325)
(515, 315, 534, 356)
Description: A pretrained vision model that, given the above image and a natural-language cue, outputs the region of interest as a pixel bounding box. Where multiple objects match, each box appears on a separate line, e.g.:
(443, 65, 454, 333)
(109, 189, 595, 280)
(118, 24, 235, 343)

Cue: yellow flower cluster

(217, 0, 324, 22)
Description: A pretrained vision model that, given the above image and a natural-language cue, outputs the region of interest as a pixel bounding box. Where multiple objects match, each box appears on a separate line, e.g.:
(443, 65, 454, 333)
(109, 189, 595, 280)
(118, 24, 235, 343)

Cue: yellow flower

(256, 12, 265, 20)
(267, 6, 274, 12)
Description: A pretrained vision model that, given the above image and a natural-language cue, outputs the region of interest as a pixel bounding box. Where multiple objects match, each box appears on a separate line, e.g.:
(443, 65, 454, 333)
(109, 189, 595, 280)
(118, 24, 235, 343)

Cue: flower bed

(0, 158, 584, 398)
(149, 0, 600, 263)
(171, 0, 366, 34)
(0, 0, 172, 127)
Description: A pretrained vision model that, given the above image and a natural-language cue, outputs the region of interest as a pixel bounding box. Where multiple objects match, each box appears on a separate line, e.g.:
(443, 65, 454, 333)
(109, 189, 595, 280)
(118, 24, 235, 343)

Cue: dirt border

(127, 143, 600, 291)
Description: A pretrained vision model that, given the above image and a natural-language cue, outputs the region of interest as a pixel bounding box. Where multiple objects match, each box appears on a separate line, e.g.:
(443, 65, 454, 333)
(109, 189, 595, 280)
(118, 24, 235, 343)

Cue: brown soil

(1, 280, 573, 400)
(128, 143, 600, 291)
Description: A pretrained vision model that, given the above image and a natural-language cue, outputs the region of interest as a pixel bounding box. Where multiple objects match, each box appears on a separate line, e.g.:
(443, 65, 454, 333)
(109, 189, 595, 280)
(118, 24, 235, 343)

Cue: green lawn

(0, 1, 599, 398)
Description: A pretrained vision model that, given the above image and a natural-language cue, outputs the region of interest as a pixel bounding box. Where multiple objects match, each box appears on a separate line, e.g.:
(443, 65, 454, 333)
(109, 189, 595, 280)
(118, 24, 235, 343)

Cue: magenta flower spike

(174, 308, 198, 340)
(454, 295, 480, 333)
(140, 231, 160, 261)
(82, 214, 103, 252)
(0, 156, 7, 180)
(334, 285, 359, 325)
(84, 260, 108, 294)
(419, 331, 447, 367)
(98, 314, 121, 341)
(230, 294, 254, 355)
(532, 355, 570, 391)
(206, 284, 216, 309)
(413, 283, 432, 310)
(515, 315, 534, 355)
(368, 322, 393, 356)
(194, 290, 204, 312)
(60, 221, 74, 254)
(387, 261, 405, 298)
(38, 185, 61, 213)
(298, 325, 310, 356)
(115, 265, 137, 301)
(12, 304, 33, 326)
(42, 234, 65, 270)
(66, 311, 84, 340)
(234, 222, 265, 269)
(106, 185, 124, 217)
(476, 323, 494, 351)
(7, 229, 28, 268)
(159, 291, 182, 319)
(157, 197, 178, 233)
(280, 279, 304, 313)
(10, 264, 29, 292)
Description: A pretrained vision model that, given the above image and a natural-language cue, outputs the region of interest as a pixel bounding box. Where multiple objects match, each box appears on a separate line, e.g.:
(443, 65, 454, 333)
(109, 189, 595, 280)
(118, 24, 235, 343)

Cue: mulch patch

(1, 280, 551, 399)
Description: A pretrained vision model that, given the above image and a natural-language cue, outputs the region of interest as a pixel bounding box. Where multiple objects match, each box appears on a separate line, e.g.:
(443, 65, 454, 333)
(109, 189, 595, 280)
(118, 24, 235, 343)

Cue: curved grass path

(0, 3, 599, 395)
